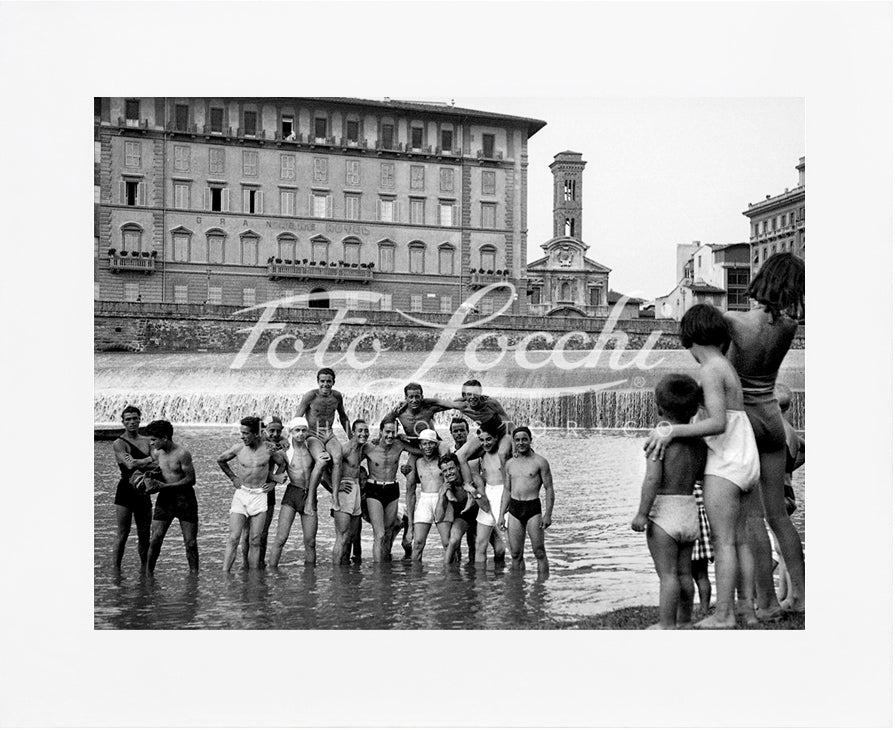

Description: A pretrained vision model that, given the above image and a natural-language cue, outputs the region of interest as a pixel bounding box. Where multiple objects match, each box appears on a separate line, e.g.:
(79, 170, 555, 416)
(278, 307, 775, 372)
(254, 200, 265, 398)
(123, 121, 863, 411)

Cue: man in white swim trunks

(217, 416, 286, 571)
(269, 417, 319, 567)
(407, 429, 452, 562)
(470, 430, 507, 565)
(332, 419, 368, 565)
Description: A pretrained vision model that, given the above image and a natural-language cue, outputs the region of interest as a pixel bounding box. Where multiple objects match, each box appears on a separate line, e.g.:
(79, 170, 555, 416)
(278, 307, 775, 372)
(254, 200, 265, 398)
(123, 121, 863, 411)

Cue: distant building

(93, 97, 545, 314)
(525, 151, 616, 317)
(743, 156, 805, 271)
(655, 241, 751, 320)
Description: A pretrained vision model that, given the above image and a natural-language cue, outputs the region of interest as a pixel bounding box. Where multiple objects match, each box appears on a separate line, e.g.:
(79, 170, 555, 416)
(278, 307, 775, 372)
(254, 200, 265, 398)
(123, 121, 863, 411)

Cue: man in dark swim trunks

(143, 420, 200, 574)
(111, 405, 155, 572)
(498, 426, 554, 577)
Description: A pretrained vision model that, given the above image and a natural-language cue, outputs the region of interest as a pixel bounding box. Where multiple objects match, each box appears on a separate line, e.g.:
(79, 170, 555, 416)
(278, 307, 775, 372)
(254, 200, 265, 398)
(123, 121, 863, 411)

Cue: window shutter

(119, 181, 125, 204)
(308, 192, 313, 216)
(243, 188, 250, 213)
(223, 188, 230, 212)
(204, 187, 210, 211)
(326, 194, 332, 218)
(138, 182, 146, 206)
(452, 203, 459, 226)
(376, 200, 382, 221)
(257, 191, 264, 215)
(395, 201, 402, 223)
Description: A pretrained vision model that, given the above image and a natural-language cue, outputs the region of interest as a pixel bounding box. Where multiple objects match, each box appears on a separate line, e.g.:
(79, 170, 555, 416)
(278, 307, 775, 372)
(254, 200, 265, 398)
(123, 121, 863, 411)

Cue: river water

(94, 426, 806, 630)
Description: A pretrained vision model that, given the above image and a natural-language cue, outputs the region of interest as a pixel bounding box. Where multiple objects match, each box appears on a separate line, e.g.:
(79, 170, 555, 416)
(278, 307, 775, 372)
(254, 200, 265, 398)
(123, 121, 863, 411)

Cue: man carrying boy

(217, 416, 286, 572)
(471, 430, 508, 565)
(111, 405, 155, 572)
(143, 420, 199, 574)
(297, 367, 351, 498)
(441, 451, 480, 566)
(269, 417, 318, 567)
(453, 379, 514, 486)
(497, 426, 554, 577)
(386, 382, 455, 444)
(631, 374, 706, 629)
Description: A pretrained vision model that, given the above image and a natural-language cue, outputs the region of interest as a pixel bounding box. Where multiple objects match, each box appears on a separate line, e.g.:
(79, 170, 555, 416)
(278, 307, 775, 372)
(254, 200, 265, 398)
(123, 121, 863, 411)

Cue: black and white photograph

(2, 1, 892, 727)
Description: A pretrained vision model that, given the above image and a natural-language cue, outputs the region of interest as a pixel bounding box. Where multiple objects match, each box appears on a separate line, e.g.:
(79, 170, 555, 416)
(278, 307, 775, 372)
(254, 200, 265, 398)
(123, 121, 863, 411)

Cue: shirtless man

(111, 405, 155, 572)
(142, 420, 199, 574)
(362, 417, 420, 562)
(217, 416, 286, 572)
(297, 368, 351, 497)
(331, 419, 369, 564)
(471, 430, 508, 565)
(453, 379, 514, 486)
(407, 429, 454, 562)
(269, 417, 318, 567)
(498, 426, 554, 577)
(441, 452, 480, 567)
(386, 382, 455, 445)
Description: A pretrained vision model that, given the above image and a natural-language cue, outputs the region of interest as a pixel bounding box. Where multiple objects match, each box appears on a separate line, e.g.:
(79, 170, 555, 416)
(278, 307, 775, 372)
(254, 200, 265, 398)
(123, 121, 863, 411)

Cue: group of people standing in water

(111, 376, 555, 577)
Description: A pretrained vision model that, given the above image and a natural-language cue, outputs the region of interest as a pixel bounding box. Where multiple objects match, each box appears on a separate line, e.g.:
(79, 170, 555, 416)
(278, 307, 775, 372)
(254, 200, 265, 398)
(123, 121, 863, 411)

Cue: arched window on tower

(564, 218, 575, 237)
(560, 281, 572, 301)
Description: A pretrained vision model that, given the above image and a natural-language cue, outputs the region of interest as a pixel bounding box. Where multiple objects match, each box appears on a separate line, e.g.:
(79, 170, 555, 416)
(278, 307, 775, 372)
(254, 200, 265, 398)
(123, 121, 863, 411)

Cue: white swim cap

(286, 416, 309, 430)
(419, 428, 438, 443)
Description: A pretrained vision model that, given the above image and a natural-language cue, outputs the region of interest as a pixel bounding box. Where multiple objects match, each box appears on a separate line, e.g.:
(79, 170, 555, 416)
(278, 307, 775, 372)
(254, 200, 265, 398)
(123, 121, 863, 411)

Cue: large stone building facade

(525, 152, 613, 317)
(94, 97, 545, 315)
(743, 156, 805, 271)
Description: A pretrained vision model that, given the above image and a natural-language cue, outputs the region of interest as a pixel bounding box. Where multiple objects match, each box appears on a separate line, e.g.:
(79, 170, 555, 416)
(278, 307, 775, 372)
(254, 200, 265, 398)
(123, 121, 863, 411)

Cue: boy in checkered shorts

(691, 481, 713, 617)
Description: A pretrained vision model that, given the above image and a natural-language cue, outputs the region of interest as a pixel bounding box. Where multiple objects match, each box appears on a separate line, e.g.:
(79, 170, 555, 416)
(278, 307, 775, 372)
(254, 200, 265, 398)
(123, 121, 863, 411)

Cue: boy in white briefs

(632, 374, 707, 629)
(217, 416, 287, 571)
(407, 429, 453, 562)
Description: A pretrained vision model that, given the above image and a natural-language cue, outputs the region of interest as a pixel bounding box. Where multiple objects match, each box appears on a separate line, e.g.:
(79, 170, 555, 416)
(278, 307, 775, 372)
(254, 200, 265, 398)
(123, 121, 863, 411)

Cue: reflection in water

(95, 430, 805, 629)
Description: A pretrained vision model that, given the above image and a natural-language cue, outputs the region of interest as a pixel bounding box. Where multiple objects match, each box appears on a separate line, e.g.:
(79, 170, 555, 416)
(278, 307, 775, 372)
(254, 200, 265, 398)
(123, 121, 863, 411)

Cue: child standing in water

(632, 374, 706, 629)
(645, 304, 761, 629)
(772, 383, 805, 604)
(690, 481, 714, 617)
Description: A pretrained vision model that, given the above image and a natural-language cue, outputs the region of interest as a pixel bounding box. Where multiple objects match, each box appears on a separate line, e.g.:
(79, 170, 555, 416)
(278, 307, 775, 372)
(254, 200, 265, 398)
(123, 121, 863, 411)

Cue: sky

(459, 97, 804, 301)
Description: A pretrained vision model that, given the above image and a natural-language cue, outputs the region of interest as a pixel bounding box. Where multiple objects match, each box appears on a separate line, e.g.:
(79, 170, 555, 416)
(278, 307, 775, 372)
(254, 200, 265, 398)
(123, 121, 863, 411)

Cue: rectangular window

(346, 160, 360, 186)
(125, 99, 140, 126)
(314, 157, 328, 183)
(762, 220, 768, 233)
(210, 107, 224, 133)
(174, 104, 189, 132)
(409, 246, 424, 274)
(344, 242, 360, 266)
(531, 288, 541, 306)
(209, 148, 225, 174)
(243, 110, 257, 136)
(410, 126, 423, 150)
(210, 187, 222, 212)
(345, 193, 361, 220)
(280, 189, 296, 216)
(379, 246, 394, 272)
(208, 286, 222, 305)
(312, 240, 328, 262)
(441, 128, 453, 152)
(281, 154, 296, 180)
(173, 145, 190, 172)
(481, 203, 497, 229)
(380, 162, 395, 188)
(174, 285, 188, 304)
(312, 192, 331, 218)
(439, 202, 455, 227)
(125, 141, 141, 168)
(241, 238, 258, 265)
(278, 239, 296, 261)
(440, 295, 452, 313)
(123, 228, 141, 253)
(208, 235, 225, 263)
(379, 292, 393, 311)
(439, 247, 454, 275)
(243, 188, 262, 214)
(282, 115, 294, 139)
(589, 287, 602, 307)
(172, 233, 189, 262)
(379, 198, 395, 222)
(381, 123, 394, 149)
(174, 182, 190, 210)
(482, 133, 495, 158)
(439, 168, 454, 193)
(243, 288, 256, 307)
(314, 117, 327, 141)
(482, 170, 496, 196)
(410, 198, 425, 225)
(410, 165, 425, 190)
(125, 180, 139, 206)
(94, 282, 100, 301)
(124, 282, 140, 302)
(242, 150, 258, 177)
(410, 295, 423, 312)
(346, 119, 359, 143)
(481, 248, 496, 271)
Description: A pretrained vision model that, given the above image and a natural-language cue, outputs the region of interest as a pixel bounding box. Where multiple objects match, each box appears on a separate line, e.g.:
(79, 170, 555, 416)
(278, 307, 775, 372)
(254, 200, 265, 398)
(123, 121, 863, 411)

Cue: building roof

(315, 97, 547, 137)
(743, 185, 805, 216)
(686, 281, 726, 294)
(608, 290, 645, 304)
(708, 242, 750, 251)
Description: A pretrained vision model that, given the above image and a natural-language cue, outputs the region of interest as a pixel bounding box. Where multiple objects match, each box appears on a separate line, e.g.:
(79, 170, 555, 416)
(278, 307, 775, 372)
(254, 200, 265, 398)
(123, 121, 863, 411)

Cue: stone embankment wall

(94, 302, 806, 353)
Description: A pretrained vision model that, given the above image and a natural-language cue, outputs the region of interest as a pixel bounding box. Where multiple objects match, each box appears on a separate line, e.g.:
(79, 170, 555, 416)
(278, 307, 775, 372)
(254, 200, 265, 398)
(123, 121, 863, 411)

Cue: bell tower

(550, 151, 586, 240)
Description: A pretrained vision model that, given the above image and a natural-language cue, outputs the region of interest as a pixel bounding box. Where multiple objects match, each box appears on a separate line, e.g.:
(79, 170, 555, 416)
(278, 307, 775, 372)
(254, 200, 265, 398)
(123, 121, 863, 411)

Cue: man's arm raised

(335, 391, 352, 437)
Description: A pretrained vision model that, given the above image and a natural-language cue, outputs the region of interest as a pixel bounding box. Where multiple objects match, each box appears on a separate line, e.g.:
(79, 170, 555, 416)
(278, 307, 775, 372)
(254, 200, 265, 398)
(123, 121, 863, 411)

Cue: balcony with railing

(476, 149, 504, 162)
(528, 302, 611, 317)
(108, 251, 157, 274)
(267, 260, 373, 283)
(468, 270, 511, 289)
